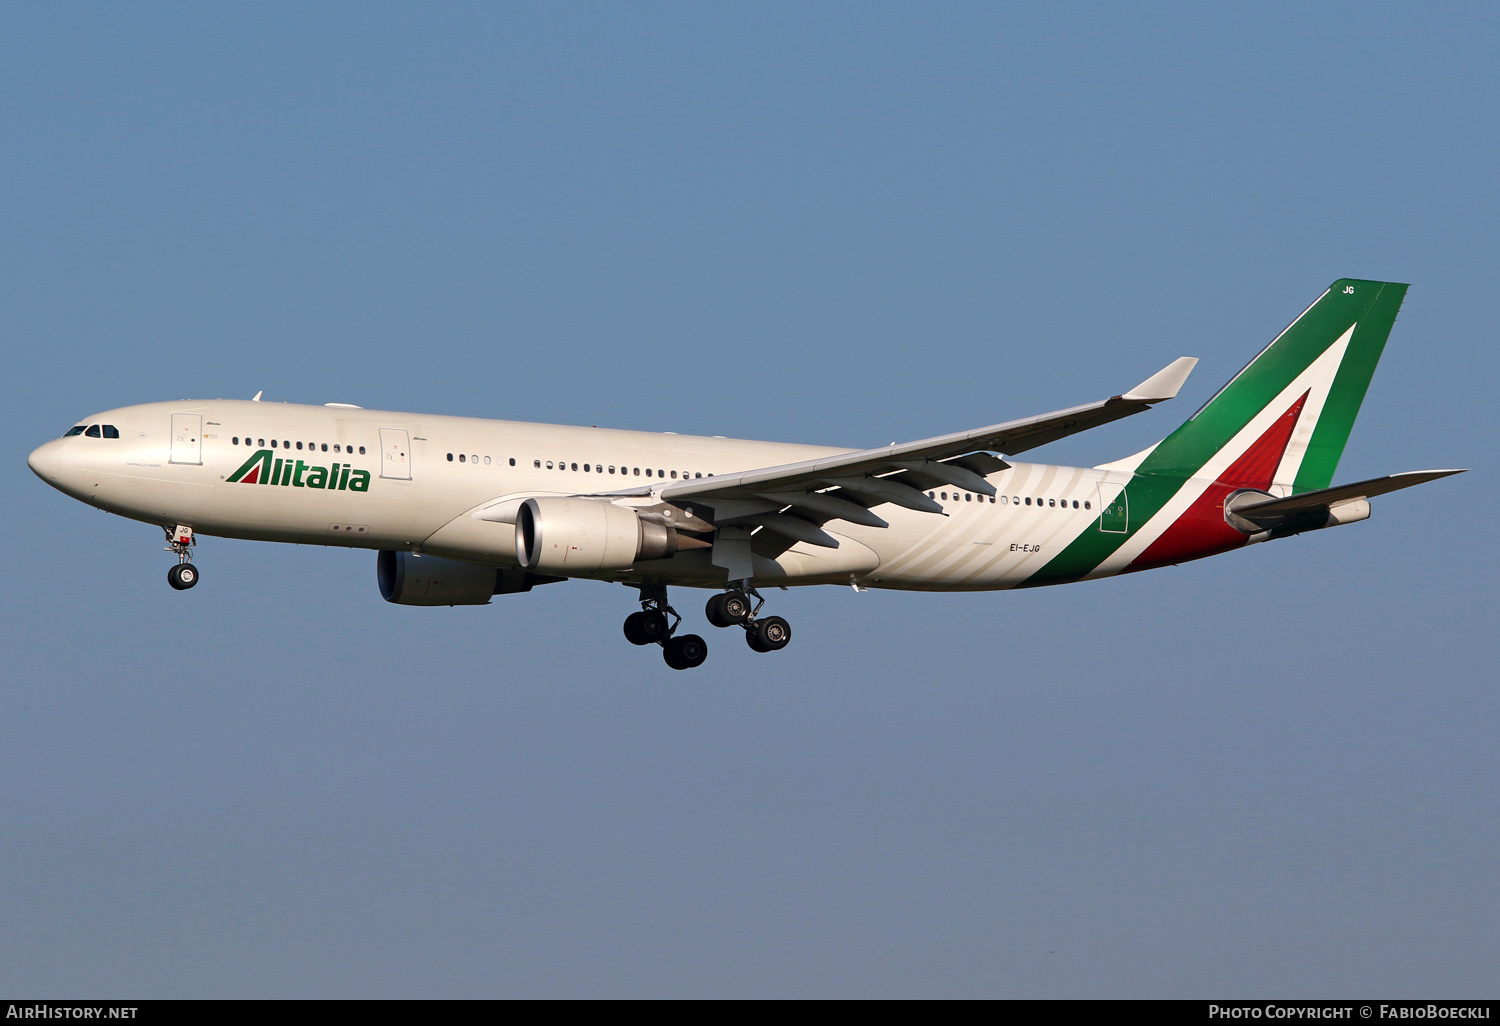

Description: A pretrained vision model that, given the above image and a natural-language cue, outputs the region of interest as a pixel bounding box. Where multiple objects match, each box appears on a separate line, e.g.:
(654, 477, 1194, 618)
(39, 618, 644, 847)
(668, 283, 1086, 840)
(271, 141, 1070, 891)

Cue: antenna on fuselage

(251, 390, 263, 402)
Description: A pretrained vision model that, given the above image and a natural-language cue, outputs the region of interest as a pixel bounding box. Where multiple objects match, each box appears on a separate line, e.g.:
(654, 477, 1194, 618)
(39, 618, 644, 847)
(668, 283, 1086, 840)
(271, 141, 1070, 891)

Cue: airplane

(27, 278, 1465, 669)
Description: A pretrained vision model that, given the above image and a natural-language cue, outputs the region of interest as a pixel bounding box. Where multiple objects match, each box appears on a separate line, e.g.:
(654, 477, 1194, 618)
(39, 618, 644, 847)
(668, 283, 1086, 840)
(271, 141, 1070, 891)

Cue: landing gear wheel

(746, 615, 790, 652)
(623, 611, 651, 646)
(705, 592, 752, 628)
(167, 563, 199, 591)
(638, 609, 670, 644)
(663, 634, 709, 670)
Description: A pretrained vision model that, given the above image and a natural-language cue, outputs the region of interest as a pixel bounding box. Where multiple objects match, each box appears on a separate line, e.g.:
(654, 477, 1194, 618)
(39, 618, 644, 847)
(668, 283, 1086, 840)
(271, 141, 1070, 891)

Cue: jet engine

(515, 496, 677, 573)
(377, 550, 556, 605)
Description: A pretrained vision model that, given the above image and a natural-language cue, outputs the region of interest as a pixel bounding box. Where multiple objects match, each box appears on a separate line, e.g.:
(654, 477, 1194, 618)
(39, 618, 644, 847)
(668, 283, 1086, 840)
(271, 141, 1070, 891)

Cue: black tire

(167, 563, 199, 591)
(705, 593, 734, 628)
(623, 611, 652, 646)
(706, 592, 751, 627)
(721, 593, 752, 624)
(750, 615, 791, 652)
(639, 609, 670, 644)
(663, 633, 708, 670)
(745, 628, 771, 653)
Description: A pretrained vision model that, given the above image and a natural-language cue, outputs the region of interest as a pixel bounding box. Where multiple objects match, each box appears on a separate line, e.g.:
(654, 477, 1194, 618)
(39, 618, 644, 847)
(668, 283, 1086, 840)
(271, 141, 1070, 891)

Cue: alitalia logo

(227, 450, 372, 491)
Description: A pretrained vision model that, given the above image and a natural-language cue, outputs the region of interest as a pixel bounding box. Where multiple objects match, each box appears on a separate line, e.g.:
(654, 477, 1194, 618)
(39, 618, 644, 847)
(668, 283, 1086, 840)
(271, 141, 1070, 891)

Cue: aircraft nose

(27, 439, 62, 484)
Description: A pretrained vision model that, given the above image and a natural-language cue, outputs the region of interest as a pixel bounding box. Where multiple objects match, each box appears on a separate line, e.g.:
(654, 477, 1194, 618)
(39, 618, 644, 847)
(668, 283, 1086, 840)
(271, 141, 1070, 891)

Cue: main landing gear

(624, 583, 708, 670)
(705, 583, 791, 654)
(164, 524, 199, 591)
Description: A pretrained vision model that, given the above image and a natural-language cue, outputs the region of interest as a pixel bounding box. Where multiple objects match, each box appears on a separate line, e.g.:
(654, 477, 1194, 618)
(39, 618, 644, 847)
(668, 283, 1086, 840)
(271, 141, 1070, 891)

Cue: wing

(654, 357, 1199, 546)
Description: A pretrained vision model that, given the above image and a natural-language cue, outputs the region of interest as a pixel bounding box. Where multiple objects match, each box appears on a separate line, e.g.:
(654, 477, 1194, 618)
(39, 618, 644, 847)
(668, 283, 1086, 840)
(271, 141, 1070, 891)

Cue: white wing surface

(652, 358, 1198, 543)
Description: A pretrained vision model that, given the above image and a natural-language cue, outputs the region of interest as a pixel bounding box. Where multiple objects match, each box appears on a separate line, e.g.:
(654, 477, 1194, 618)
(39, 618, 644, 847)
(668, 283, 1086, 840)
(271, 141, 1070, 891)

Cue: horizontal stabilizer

(1234, 469, 1467, 517)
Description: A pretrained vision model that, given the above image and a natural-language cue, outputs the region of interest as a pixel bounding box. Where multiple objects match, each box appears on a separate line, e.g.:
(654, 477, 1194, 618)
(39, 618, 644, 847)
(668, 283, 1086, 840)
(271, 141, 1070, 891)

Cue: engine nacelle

(377, 550, 552, 606)
(515, 496, 677, 572)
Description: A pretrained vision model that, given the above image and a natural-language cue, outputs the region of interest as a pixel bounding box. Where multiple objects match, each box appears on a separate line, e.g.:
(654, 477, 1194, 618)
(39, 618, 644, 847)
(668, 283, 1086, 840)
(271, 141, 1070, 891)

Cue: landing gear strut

(705, 582, 791, 653)
(625, 583, 707, 670)
(164, 525, 199, 591)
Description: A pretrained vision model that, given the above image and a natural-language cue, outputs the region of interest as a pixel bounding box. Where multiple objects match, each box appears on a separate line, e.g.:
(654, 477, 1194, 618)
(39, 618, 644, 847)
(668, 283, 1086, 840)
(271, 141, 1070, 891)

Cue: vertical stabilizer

(1143, 278, 1406, 490)
(1033, 279, 1407, 584)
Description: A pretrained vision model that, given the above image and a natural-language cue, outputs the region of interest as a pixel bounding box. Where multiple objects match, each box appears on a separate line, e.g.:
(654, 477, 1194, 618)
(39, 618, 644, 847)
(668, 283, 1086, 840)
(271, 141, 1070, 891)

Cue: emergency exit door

(170, 413, 202, 465)
(379, 428, 412, 480)
(1097, 482, 1128, 533)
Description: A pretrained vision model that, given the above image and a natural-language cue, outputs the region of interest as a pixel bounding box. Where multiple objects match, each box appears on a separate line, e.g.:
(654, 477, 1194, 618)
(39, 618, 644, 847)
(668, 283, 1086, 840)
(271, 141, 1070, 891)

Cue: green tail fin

(1138, 278, 1407, 490)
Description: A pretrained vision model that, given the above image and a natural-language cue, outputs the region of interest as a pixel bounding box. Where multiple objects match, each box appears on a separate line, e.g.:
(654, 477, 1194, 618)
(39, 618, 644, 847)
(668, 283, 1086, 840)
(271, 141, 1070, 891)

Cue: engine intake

(515, 497, 678, 572)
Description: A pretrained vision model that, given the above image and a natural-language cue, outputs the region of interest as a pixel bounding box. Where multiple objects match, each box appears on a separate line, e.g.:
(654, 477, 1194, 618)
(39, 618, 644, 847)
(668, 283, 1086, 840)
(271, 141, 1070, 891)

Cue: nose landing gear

(706, 583, 792, 654)
(164, 525, 199, 590)
(626, 583, 707, 670)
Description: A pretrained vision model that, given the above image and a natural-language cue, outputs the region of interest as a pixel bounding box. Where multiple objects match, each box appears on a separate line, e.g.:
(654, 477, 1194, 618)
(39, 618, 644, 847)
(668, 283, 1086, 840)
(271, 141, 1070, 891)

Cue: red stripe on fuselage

(1128, 391, 1309, 571)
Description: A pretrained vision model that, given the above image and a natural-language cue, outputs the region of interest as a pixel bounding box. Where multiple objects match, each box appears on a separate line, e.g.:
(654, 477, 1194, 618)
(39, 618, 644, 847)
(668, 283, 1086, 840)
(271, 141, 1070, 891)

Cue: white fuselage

(29, 400, 1124, 592)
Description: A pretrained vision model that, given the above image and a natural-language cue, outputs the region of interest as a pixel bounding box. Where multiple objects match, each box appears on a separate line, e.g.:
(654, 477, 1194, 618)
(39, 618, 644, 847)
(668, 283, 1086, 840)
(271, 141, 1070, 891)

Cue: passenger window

(608, 466, 615, 474)
(695, 472, 702, 478)
(358, 446, 366, 455)
(271, 439, 278, 448)
(321, 443, 328, 452)
(459, 454, 466, 462)
(472, 455, 478, 464)
(484, 456, 491, 465)
(965, 493, 972, 502)
(645, 468, 652, 477)
(571, 463, 578, 471)
(296, 441, 303, 450)
(1072, 500, 1079, 509)
(232, 437, 240, 445)
(534, 460, 541, 468)
(85, 425, 101, 437)
(509, 458, 516, 466)
(447, 453, 453, 461)
(1024, 497, 1031, 505)
(670, 471, 677, 479)
(1084, 501, 1091, 510)
(546, 461, 553, 469)
(259, 439, 266, 447)
(63, 426, 85, 437)
(989, 496, 995, 503)
(633, 468, 640, 476)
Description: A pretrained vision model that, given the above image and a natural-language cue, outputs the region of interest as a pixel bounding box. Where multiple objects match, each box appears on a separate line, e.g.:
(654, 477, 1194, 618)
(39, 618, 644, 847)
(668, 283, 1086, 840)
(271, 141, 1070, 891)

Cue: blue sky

(1, 3, 1495, 997)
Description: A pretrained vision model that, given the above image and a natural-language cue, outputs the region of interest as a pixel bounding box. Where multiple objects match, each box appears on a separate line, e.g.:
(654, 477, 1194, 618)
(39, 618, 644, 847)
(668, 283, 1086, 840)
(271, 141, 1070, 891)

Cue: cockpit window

(85, 425, 101, 438)
(102, 425, 119, 439)
(63, 426, 85, 437)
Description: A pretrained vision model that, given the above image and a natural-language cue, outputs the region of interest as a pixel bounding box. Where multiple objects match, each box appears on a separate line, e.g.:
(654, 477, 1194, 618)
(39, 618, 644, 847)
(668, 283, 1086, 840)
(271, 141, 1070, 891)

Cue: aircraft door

(170, 413, 202, 465)
(379, 428, 412, 480)
(1097, 481, 1128, 533)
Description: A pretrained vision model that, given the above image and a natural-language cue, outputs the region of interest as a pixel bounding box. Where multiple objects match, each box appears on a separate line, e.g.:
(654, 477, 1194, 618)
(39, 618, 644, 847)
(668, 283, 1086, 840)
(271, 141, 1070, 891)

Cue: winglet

(1121, 357, 1198, 402)
(251, 390, 263, 402)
